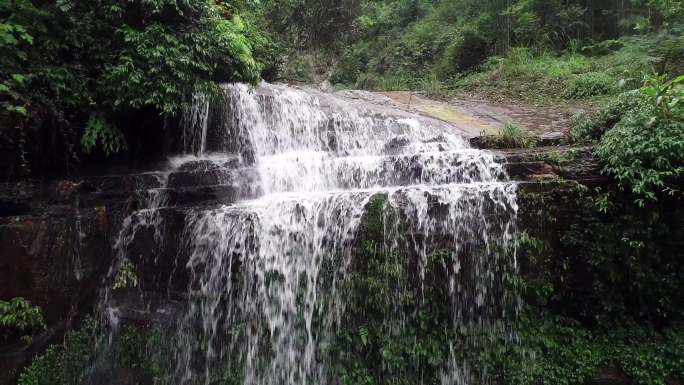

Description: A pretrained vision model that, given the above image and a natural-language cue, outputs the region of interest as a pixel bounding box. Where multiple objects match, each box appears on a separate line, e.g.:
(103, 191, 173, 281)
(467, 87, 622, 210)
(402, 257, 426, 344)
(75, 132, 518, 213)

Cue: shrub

(596, 102, 684, 204)
(569, 91, 644, 142)
(473, 123, 539, 149)
(331, 46, 369, 85)
(484, 123, 539, 148)
(439, 27, 490, 77)
(0, 298, 45, 343)
(500, 123, 538, 148)
(19, 318, 100, 385)
(1, 0, 273, 178)
(564, 72, 619, 99)
(593, 74, 684, 204)
(572, 74, 683, 204)
(501, 312, 684, 385)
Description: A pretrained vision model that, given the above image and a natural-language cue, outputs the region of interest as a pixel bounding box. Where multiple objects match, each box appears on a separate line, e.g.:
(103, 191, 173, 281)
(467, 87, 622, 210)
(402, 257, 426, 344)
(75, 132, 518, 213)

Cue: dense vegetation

(2, 1, 683, 385)
(1, 0, 277, 179)
(265, 0, 682, 93)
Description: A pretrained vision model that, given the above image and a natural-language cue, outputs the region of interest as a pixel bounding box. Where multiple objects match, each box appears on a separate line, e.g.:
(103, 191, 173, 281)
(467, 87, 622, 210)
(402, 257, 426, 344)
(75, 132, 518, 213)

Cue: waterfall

(103, 82, 518, 385)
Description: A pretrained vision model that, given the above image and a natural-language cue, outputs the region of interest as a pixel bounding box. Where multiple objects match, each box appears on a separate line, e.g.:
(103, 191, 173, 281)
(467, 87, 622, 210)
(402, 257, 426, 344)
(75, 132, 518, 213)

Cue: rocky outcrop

(0, 177, 137, 384)
(2, 144, 678, 385)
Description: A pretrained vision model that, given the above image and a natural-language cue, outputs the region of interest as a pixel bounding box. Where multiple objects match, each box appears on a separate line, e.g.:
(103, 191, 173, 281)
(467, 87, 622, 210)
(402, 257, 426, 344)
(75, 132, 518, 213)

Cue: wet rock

(384, 135, 412, 155)
(588, 366, 632, 385)
(0, 207, 117, 385)
(539, 131, 566, 146)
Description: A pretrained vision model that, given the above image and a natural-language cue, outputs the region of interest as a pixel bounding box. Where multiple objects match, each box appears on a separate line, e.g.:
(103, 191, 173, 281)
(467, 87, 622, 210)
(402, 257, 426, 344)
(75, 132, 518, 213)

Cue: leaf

(11, 74, 26, 84)
(640, 87, 657, 97)
(359, 326, 368, 346)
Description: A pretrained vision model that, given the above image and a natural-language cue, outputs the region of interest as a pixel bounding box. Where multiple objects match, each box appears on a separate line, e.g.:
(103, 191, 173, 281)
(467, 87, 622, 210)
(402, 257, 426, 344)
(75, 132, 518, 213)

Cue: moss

(358, 193, 389, 243)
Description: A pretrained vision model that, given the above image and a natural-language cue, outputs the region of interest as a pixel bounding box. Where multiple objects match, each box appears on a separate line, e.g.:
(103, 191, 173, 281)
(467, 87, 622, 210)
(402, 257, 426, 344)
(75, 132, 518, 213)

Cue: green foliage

(332, 235, 451, 384)
(317, 0, 684, 103)
(498, 122, 539, 148)
(478, 122, 539, 148)
(564, 72, 619, 99)
(570, 91, 643, 142)
(262, 0, 362, 48)
(81, 113, 126, 155)
(641, 72, 684, 119)
(18, 318, 186, 385)
(0, 297, 45, 343)
(455, 49, 595, 102)
(438, 27, 490, 76)
(500, 311, 684, 385)
(112, 260, 139, 291)
(19, 317, 100, 385)
(595, 74, 683, 203)
(1, 0, 275, 177)
(519, 185, 684, 325)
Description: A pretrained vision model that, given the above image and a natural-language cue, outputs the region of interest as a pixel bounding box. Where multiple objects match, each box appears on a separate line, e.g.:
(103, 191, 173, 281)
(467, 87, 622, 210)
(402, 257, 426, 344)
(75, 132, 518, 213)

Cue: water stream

(103, 82, 518, 385)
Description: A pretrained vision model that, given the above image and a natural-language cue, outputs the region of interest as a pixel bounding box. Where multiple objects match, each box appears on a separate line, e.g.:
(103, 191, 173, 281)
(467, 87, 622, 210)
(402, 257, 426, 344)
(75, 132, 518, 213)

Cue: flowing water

(103, 82, 518, 385)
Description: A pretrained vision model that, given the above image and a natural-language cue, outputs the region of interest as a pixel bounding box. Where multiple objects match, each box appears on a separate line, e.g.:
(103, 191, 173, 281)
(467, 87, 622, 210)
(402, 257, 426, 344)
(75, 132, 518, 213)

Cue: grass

(453, 49, 603, 103)
(475, 122, 539, 149)
(449, 35, 683, 104)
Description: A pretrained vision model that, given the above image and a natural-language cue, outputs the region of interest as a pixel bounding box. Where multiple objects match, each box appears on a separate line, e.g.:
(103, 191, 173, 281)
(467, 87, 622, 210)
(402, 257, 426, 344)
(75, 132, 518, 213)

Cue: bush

(593, 73, 684, 204)
(19, 318, 100, 385)
(1, 0, 273, 178)
(0, 298, 45, 343)
(438, 27, 490, 77)
(500, 312, 684, 385)
(569, 91, 643, 142)
(564, 72, 619, 99)
(477, 123, 539, 149)
(331, 46, 369, 85)
(596, 103, 684, 203)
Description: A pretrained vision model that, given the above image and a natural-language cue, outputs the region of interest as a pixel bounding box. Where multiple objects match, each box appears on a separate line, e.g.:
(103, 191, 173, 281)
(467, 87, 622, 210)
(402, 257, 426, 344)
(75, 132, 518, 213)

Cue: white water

(106, 82, 518, 385)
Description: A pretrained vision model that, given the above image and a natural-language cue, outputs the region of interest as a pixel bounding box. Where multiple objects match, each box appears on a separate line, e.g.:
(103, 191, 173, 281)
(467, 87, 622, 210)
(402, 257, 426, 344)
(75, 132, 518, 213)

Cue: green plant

(81, 113, 126, 155)
(0, 297, 45, 343)
(484, 122, 539, 148)
(420, 74, 449, 98)
(113, 260, 139, 291)
(438, 26, 490, 77)
(640, 73, 684, 120)
(519, 184, 684, 325)
(570, 91, 644, 142)
(564, 72, 619, 99)
(19, 317, 100, 385)
(594, 75, 683, 204)
(473, 123, 539, 149)
(1, 0, 275, 178)
(498, 310, 684, 385)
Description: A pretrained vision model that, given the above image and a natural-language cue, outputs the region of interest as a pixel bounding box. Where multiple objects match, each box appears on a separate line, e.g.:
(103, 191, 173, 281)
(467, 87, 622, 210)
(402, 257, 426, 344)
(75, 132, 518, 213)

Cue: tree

(0, 0, 274, 178)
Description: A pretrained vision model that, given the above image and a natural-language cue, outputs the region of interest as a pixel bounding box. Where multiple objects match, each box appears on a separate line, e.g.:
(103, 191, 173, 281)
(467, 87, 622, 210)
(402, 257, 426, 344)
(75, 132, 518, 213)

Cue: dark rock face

(0, 174, 166, 384)
(0, 189, 120, 384)
(2, 145, 677, 385)
(0, 155, 252, 384)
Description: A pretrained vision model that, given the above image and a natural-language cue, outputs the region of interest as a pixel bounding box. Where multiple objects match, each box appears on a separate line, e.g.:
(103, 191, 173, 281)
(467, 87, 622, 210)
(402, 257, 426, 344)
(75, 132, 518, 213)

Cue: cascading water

(103, 82, 518, 385)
